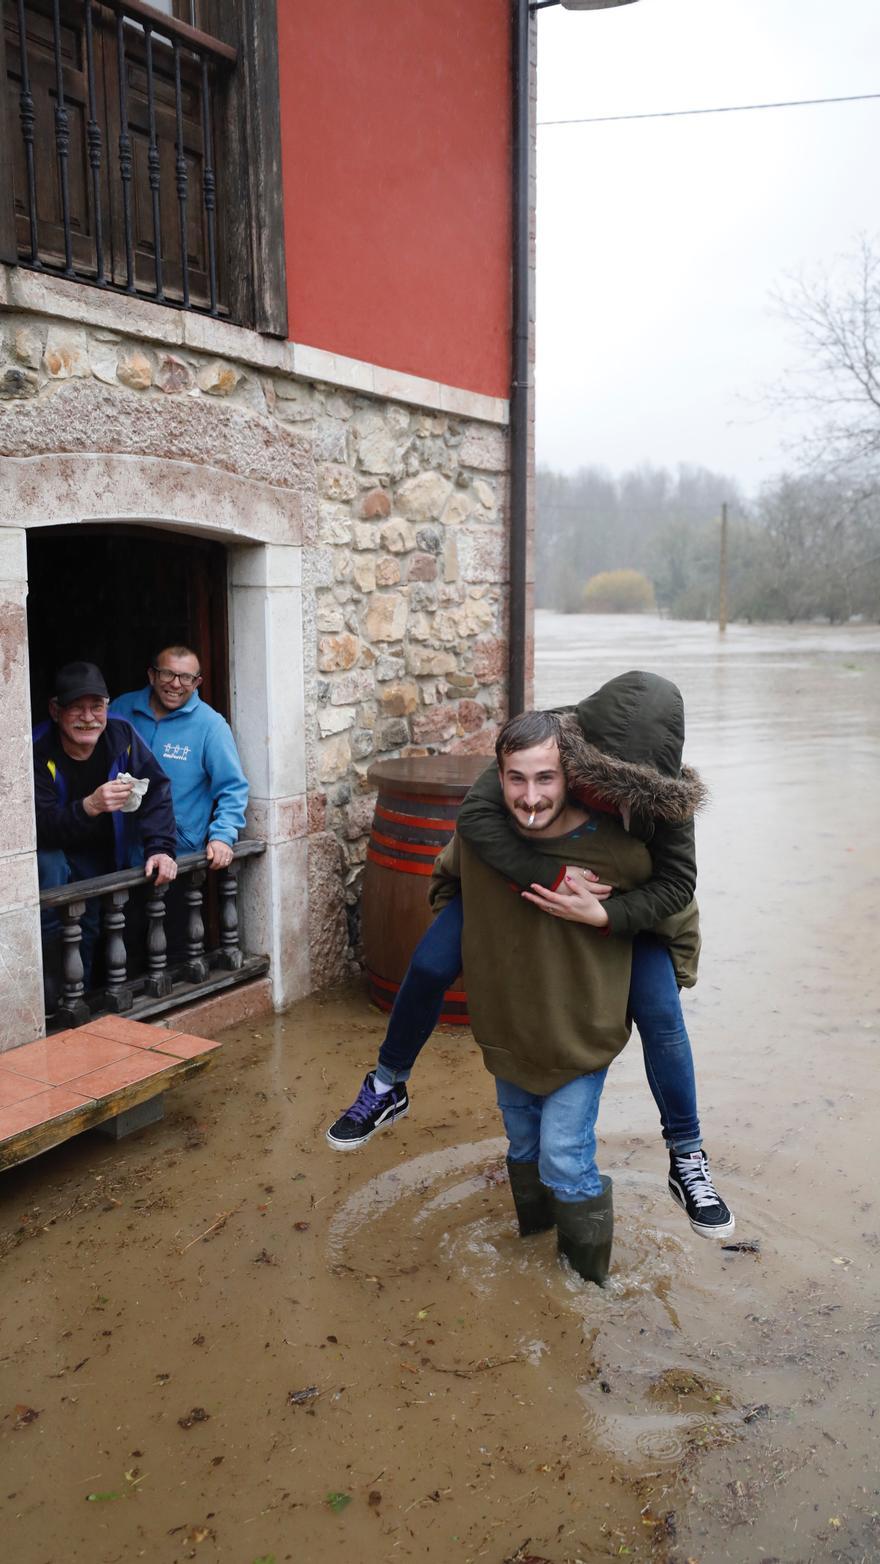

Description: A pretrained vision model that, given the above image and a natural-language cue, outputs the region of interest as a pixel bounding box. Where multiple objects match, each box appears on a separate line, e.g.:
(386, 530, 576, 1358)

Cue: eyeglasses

(151, 667, 201, 688)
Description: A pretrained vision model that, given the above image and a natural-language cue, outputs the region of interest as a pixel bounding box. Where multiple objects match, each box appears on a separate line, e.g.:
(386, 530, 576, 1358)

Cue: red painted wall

(277, 1, 512, 400)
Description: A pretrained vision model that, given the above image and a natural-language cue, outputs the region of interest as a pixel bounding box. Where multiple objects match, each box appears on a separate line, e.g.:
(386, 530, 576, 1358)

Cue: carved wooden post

(217, 861, 243, 970)
(145, 884, 173, 997)
(56, 898, 90, 1028)
(102, 888, 133, 1013)
(184, 867, 210, 983)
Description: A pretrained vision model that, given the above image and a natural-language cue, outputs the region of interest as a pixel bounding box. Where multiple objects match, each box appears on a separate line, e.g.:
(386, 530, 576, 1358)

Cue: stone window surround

(0, 266, 510, 428)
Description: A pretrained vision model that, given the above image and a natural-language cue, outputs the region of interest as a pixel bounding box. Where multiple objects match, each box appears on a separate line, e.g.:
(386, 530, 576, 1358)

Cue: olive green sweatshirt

(456, 670, 707, 937)
(430, 816, 701, 1096)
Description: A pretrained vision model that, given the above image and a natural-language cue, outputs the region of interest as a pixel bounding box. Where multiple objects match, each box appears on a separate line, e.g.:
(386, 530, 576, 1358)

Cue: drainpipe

(508, 0, 641, 717)
(508, 0, 533, 718)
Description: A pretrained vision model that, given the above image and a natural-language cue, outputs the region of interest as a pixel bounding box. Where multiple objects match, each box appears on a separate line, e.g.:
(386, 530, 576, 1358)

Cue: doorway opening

(26, 524, 230, 720)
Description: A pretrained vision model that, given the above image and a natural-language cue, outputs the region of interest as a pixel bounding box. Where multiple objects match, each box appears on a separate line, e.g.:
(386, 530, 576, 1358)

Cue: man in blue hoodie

(110, 644, 248, 866)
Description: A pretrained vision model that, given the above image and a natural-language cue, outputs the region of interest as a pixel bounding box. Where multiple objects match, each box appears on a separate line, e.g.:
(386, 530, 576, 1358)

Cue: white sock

(371, 1073, 393, 1095)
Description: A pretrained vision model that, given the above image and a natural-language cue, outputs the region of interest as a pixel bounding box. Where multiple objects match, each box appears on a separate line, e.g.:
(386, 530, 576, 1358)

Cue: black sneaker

(325, 1074, 409, 1150)
(668, 1148, 735, 1239)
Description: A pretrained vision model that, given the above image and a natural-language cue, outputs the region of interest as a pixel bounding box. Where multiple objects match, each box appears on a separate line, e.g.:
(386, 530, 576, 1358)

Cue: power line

(538, 90, 880, 128)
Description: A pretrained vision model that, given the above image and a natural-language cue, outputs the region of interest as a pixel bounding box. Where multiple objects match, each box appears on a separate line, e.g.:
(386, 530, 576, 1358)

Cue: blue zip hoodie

(109, 688, 248, 854)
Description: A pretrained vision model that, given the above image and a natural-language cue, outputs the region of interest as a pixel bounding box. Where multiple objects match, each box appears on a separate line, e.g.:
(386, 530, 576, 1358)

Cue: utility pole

(718, 501, 729, 633)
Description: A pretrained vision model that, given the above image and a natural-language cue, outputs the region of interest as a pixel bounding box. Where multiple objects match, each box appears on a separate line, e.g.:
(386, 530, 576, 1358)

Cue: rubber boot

(506, 1158, 555, 1237)
(552, 1176, 613, 1286)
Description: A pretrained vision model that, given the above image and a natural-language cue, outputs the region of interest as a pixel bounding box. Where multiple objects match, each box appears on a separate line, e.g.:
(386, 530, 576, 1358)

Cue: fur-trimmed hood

(556, 670, 708, 825)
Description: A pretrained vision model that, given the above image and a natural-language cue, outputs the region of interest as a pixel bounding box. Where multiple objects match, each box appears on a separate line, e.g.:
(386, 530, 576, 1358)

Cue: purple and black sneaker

(326, 1073, 410, 1150)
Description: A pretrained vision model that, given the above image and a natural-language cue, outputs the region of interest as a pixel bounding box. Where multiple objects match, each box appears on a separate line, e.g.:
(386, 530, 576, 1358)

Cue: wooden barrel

(361, 754, 490, 1024)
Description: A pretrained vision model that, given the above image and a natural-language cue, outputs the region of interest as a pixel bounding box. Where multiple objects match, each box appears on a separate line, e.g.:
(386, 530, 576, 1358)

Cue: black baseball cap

(52, 661, 110, 704)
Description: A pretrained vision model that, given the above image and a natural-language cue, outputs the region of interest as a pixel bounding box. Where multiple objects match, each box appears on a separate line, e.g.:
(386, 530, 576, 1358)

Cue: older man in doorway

(34, 660, 178, 990)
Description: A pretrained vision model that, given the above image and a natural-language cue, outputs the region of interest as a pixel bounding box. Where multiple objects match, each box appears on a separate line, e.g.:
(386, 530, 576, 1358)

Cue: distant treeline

(536, 463, 880, 622)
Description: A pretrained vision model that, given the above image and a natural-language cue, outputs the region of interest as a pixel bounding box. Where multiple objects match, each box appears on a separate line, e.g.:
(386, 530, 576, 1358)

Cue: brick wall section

(0, 310, 509, 976)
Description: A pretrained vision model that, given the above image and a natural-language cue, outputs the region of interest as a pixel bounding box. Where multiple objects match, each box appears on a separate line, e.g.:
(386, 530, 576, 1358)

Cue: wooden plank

(0, 1049, 215, 1172)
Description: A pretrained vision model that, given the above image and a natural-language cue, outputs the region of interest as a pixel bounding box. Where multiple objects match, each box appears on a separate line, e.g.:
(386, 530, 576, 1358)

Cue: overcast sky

(535, 0, 880, 496)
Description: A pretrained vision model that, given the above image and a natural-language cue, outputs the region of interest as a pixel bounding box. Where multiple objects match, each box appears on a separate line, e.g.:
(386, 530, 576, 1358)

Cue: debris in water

(178, 1407, 210, 1429)
(721, 1239, 762, 1254)
(325, 1491, 352, 1513)
(288, 1387, 320, 1406)
(13, 1405, 40, 1428)
(742, 1403, 771, 1424)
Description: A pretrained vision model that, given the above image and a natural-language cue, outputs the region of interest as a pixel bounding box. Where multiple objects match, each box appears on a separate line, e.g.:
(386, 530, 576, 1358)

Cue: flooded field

(2, 613, 879, 1563)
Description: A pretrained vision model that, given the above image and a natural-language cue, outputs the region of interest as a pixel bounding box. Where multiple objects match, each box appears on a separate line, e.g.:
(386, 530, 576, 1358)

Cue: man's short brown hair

(495, 709, 570, 767)
(151, 644, 200, 668)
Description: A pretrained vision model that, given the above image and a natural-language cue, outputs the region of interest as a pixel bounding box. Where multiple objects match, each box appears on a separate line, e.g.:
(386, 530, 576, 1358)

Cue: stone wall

(0, 286, 509, 994)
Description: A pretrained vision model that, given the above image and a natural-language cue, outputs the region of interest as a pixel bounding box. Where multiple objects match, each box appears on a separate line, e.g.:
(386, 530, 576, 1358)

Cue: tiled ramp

(0, 1015, 220, 1171)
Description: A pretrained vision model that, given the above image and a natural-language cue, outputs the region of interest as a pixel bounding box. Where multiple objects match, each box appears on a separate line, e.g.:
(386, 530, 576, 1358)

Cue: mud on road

(1, 984, 877, 1564)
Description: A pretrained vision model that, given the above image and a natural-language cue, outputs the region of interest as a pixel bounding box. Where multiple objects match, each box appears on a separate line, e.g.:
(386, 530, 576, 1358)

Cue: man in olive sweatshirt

(327, 671, 734, 1248)
(429, 708, 702, 1283)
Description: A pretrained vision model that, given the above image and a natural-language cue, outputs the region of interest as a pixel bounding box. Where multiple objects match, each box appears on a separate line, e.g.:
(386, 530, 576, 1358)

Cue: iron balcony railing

(39, 838, 268, 1032)
(6, 0, 236, 314)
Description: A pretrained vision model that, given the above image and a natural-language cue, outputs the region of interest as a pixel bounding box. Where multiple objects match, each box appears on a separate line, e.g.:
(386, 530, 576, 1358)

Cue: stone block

(376, 717, 410, 751)
(318, 705, 356, 736)
(446, 670, 477, 690)
(395, 470, 452, 521)
(155, 353, 194, 394)
(444, 534, 459, 582)
(379, 681, 419, 717)
(307, 792, 327, 832)
(472, 634, 506, 683)
(415, 526, 442, 555)
(379, 518, 417, 554)
(359, 487, 391, 519)
(411, 704, 458, 745)
(13, 326, 44, 368)
(117, 349, 153, 390)
(407, 552, 437, 582)
(43, 325, 89, 379)
(318, 732, 352, 781)
(319, 462, 358, 502)
(459, 426, 508, 472)
(458, 528, 508, 583)
(197, 359, 240, 395)
(0, 368, 38, 399)
(357, 426, 398, 474)
(442, 489, 474, 526)
(458, 698, 486, 733)
(0, 904, 44, 1051)
(363, 592, 407, 641)
(97, 1095, 165, 1139)
(352, 523, 377, 550)
(352, 556, 376, 594)
(351, 728, 375, 761)
(375, 654, 405, 681)
(317, 632, 360, 671)
(406, 647, 457, 677)
(474, 478, 497, 510)
(330, 669, 376, 704)
(375, 556, 401, 586)
(308, 833, 349, 989)
(343, 793, 377, 840)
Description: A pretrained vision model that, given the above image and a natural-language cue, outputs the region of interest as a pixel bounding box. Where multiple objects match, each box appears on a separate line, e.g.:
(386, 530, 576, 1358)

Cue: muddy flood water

(3, 613, 879, 1564)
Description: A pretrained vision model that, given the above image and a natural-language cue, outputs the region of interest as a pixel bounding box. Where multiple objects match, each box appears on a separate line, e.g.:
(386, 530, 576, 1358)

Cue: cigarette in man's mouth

(528, 809, 536, 826)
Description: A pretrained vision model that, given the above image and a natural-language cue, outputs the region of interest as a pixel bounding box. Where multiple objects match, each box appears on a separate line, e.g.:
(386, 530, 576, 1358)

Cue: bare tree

(774, 237, 880, 486)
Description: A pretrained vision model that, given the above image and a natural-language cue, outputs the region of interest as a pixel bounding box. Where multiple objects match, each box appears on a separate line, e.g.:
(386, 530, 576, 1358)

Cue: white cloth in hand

(116, 772, 150, 813)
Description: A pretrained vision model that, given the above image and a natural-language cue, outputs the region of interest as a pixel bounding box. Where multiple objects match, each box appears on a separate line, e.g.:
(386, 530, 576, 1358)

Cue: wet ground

(3, 613, 880, 1563)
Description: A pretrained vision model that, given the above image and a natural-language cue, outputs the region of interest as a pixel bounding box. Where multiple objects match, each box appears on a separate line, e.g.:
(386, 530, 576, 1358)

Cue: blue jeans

(496, 1071, 608, 1200)
(375, 896, 702, 1154)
